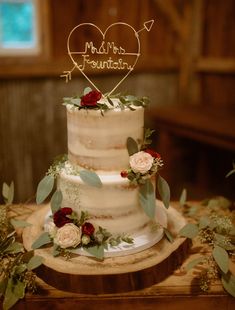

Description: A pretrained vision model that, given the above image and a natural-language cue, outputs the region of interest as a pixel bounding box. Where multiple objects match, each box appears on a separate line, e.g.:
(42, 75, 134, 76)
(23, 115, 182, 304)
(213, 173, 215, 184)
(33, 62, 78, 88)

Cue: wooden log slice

(23, 204, 190, 294)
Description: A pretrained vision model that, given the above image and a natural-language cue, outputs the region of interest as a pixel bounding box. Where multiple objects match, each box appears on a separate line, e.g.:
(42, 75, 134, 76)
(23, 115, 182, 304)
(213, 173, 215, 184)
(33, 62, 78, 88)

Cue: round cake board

(23, 203, 190, 294)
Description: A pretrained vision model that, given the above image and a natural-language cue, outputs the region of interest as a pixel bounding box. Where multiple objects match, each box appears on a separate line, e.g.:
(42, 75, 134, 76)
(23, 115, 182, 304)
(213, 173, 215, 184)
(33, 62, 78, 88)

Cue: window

(0, 0, 40, 56)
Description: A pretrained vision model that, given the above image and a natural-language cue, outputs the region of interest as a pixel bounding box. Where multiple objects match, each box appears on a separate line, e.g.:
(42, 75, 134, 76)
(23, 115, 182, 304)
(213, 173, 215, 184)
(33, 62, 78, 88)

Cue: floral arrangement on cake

(33, 204, 133, 260)
(120, 129, 170, 219)
(63, 86, 149, 113)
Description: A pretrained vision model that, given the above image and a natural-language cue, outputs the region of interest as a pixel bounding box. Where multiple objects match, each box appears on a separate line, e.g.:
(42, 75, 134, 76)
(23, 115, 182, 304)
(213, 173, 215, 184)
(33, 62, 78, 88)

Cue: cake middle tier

(58, 169, 151, 235)
(67, 105, 144, 171)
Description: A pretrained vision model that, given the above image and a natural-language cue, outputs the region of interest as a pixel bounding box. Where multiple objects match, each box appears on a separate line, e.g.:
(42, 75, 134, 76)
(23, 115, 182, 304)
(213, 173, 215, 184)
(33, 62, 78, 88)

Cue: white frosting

(67, 104, 144, 171)
(58, 170, 151, 235)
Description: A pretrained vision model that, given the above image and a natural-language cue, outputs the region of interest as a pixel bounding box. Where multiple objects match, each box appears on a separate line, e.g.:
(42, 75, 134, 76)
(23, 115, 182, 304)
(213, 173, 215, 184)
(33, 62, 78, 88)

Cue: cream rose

(129, 151, 154, 174)
(44, 220, 57, 238)
(54, 223, 81, 249)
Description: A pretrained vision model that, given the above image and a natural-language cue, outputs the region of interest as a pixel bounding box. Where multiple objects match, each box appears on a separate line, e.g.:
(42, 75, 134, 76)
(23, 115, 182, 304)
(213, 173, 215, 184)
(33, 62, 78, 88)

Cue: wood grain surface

(6, 202, 235, 310)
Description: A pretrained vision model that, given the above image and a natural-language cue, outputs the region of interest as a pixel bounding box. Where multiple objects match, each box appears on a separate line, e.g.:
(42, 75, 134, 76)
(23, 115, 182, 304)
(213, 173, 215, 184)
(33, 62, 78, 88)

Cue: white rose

(44, 220, 57, 238)
(129, 151, 154, 174)
(54, 223, 81, 249)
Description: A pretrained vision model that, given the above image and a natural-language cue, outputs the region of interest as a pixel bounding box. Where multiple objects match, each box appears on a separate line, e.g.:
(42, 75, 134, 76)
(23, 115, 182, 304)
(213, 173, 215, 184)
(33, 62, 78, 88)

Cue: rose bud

(81, 234, 91, 245)
(145, 148, 161, 159)
(82, 222, 95, 236)
(120, 170, 128, 178)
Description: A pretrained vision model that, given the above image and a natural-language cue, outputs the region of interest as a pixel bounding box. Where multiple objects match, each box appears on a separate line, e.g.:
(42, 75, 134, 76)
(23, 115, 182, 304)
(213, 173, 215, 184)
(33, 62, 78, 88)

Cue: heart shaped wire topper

(61, 20, 154, 97)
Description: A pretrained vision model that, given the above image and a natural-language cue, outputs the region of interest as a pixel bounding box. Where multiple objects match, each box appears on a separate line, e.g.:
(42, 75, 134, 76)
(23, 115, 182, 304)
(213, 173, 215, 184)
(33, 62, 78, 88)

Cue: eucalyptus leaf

(212, 245, 229, 274)
(164, 228, 174, 243)
(50, 190, 63, 214)
(4, 242, 24, 254)
(107, 97, 114, 106)
(214, 233, 235, 250)
(221, 272, 235, 297)
(14, 264, 27, 275)
(83, 87, 92, 95)
(0, 278, 7, 296)
(71, 98, 81, 106)
(31, 232, 51, 250)
(13, 279, 25, 299)
(199, 216, 210, 229)
(185, 257, 204, 271)
(139, 180, 156, 219)
(36, 175, 54, 204)
(179, 223, 199, 239)
(3, 278, 19, 310)
(126, 137, 139, 156)
(84, 244, 104, 260)
(157, 175, 170, 209)
(179, 188, 187, 206)
(2, 181, 14, 205)
(52, 244, 60, 257)
(79, 170, 102, 188)
(27, 255, 44, 270)
(10, 219, 32, 228)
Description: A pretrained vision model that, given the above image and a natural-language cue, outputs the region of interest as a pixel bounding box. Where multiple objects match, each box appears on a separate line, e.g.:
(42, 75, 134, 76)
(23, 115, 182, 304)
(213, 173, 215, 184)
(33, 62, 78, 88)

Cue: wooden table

(7, 203, 235, 310)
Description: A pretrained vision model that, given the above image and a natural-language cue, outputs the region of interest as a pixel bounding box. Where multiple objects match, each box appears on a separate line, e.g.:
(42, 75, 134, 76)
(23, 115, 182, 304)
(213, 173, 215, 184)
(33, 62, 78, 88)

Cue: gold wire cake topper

(61, 20, 154, 96)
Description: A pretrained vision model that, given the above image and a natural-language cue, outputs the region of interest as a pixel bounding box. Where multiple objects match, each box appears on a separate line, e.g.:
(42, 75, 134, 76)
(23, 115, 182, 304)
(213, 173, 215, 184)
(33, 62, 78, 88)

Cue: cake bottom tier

(44, 201, 168, 257)
(58, 169, 167, 236)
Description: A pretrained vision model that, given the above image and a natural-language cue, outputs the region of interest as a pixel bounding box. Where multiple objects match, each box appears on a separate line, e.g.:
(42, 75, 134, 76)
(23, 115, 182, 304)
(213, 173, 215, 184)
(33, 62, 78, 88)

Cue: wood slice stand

(23, 204, 190, 294)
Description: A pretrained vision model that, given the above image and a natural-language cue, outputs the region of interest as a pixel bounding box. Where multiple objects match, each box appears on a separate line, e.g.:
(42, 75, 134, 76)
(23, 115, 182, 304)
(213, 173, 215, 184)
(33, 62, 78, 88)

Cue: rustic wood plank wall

(0, 0, 235, 201)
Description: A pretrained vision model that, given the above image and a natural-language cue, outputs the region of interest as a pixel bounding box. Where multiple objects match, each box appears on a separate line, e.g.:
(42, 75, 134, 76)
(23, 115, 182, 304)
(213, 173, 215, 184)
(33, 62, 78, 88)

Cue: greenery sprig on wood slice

(0, 183, 43, 310)
(178, 181, 235, 298)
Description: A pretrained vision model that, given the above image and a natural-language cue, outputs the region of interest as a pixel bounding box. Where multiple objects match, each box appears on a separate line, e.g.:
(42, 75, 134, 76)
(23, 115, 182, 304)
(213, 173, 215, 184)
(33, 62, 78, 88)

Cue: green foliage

(221, 272, 235, 298)
(27, 255, 44, 271)
(141, 128, 155, 149)
(46, 154, 68, 177)
(212, 245, 229, 274)
(36, 175, 54, 204)
(84, 244, 104, 260)
(126, 137, 139, 156)
(139, 179, 156, 219)
(185, 257, 204, 272)
(157, 175, 170, 209)
(2, 182, 14, 205)
(0, 182, 43, 309)
(79, 170, 102, 188)
(179, 192, 235, 297)
(83, 86, 92, 95)
(179, 223, 199, 239)
(31, 232, 51, 250)
(63, 88, 150, 112)
(10, 219, 31, 228)
(163, 228, 174, 243)
(50, 190, 63, 214)
(179, 188, 187, 207)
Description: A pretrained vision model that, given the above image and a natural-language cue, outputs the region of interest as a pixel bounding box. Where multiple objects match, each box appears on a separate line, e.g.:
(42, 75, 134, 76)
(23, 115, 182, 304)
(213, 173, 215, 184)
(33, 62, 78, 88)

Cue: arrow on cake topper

(60, 20, 154, 96)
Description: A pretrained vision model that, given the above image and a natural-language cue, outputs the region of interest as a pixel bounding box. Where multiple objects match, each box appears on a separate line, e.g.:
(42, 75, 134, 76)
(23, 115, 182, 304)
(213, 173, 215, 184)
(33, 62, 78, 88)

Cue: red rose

(145, 148, 161, 159)
(120, 170, 128, 178)
(53, 207, 73, 228)
(82, 222, 95, 236)
(81, 90, 102, 107)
